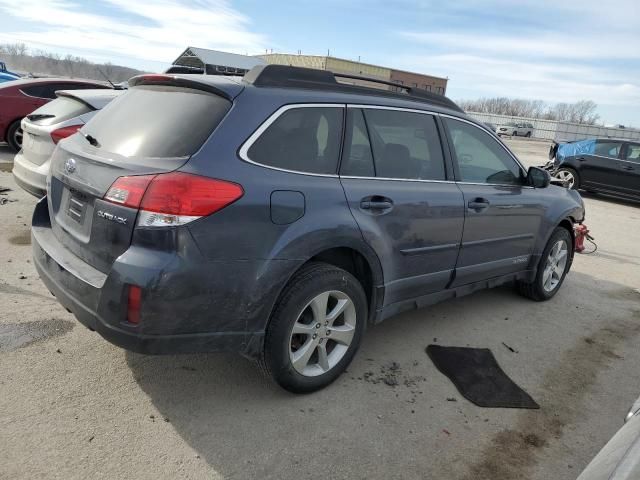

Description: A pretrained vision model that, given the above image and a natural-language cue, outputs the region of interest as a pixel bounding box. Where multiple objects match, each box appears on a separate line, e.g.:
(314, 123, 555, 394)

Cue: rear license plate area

(67, 189, 89, 223)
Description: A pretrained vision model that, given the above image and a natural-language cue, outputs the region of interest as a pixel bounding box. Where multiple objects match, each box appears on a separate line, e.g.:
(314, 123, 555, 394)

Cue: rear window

(82, 85, 231, 158)
(27, 96, 93, 126)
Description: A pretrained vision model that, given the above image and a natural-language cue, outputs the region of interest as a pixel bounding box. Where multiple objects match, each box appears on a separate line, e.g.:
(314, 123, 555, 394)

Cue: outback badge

(96, 210, 128, 225)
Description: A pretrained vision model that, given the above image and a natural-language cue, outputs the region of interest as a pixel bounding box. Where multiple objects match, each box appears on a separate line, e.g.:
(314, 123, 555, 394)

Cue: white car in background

(496, 121, 534, 137)
(578, 396, 640, 480)
(12, 89, 123, 197)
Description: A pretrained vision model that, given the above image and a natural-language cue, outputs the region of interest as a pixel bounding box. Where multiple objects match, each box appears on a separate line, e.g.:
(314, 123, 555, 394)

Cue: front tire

(555, 167, 579, 190)
(6, 120, 23, 152)
(518, 227, 573, 301)
(263, 262, 367, 393)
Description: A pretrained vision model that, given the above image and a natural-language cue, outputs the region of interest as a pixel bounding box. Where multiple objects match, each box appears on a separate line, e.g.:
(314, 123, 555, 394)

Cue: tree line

(456, 97, 600, 125)
(0, 43, 144, 83)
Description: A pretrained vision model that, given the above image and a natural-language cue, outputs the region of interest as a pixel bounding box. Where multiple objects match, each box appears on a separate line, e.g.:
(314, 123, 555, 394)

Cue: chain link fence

(466, 111, 640, 142)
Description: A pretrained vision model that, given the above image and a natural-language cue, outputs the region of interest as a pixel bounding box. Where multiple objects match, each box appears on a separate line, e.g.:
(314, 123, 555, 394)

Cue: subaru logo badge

(64, 158, 77, 174)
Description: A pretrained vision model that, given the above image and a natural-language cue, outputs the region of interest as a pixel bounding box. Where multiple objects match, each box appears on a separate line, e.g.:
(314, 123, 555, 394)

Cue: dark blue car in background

(548, 138, 640, 200)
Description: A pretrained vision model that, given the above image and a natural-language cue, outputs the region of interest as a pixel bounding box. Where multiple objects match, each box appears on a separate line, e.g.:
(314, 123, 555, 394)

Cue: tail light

(51, 124, 83, 144)
(127, 285, 142, 325)
(104, 172, 243, 227)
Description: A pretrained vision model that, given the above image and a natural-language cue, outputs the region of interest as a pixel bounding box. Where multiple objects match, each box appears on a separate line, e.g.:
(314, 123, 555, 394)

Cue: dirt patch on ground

(463, 311, 640, 480)
(0, 319, 74, 352)
(9, 230, 31, 245)
(608, 287, 640, 302)
(0, 281, 55, 300)
(0, 163, 12, 172)
(354, 360, 428, 403)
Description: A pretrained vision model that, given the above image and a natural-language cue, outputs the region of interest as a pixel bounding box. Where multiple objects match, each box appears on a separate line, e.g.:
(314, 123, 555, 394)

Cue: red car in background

(0, 78, 109, 151)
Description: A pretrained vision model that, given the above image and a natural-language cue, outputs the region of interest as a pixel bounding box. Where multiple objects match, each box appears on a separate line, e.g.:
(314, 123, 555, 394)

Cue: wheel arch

(273, 243, 384, 326)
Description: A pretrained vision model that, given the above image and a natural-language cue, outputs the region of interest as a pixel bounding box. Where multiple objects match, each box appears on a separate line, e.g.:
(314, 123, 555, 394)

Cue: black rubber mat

(426, 345, 539, 409)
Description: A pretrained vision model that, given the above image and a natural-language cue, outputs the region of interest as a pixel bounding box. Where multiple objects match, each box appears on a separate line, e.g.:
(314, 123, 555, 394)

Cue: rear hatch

(47, 78, 238, 273)
(21, 95, 95, 166)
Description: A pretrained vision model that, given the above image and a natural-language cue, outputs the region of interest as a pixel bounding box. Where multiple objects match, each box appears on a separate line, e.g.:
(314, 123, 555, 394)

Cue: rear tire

(525, 131, 532, 138)
(263, 262, 367, 393)
(555, 167, 579, 190)
(518, 227, 573, 301)
(512, 131, 517, 137)
(6, 120, 23, 152)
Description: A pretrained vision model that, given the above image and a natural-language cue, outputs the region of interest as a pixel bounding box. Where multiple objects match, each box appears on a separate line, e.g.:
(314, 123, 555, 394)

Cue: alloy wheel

(289, 290, 357, 377)
(555, 170, 575, 188)
(13, 126, 23, 149)
(542, 240, 568, 292)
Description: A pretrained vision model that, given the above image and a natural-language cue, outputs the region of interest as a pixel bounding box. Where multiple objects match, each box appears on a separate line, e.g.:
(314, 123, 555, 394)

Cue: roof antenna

(96, 67, 115, 89)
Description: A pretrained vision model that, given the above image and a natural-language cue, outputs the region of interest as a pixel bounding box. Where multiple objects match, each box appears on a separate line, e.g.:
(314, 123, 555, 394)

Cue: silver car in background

(12, 89, 122, 197)
(496, 121, 533, 137)
(577, 395, 640, 479)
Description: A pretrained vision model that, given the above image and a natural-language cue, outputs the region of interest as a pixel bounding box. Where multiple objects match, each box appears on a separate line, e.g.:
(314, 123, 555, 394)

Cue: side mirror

(527, 166, 551, 188)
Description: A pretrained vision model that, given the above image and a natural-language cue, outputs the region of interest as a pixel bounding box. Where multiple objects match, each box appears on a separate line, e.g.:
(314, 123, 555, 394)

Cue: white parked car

(496, 121, 533, 137)
(577, 396, 640, 479)
(12, 89, 123, 197)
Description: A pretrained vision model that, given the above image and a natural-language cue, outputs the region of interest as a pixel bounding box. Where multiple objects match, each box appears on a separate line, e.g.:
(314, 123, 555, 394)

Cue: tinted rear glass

(246, 107, 343, 174)
(363, 109, 446, 181)
(82, 85, 231, 158)
(28, 96, 92, 126)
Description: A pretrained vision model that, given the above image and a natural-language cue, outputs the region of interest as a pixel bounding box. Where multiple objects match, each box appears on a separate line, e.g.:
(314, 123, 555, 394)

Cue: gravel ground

(1, 139, 640, 480)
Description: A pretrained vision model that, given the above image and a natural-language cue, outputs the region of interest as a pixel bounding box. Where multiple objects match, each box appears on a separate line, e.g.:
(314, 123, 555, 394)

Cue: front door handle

(577, 157, 586, 162)
(468, 198, 490, 211)
(622, 165, 634, 171)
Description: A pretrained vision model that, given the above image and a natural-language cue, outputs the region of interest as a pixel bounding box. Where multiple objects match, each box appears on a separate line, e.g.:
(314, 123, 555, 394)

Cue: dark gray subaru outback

(32, 65, 584, 392)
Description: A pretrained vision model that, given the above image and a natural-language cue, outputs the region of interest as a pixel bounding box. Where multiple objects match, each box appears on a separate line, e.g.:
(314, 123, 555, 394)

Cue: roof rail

(243, 65, 462, 112)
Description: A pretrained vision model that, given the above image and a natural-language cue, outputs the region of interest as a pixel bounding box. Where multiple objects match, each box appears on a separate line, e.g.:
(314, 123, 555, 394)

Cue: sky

(1, 0, 638, 126)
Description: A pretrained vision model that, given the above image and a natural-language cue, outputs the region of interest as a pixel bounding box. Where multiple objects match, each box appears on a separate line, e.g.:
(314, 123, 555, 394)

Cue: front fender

(529, 186, 584, 270)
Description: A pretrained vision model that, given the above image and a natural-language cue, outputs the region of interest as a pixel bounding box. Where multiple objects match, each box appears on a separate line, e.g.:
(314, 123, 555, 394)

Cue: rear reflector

(127, 285, 142, 325)
(104, 172, 243, 227)
(51, 124, 83, 144)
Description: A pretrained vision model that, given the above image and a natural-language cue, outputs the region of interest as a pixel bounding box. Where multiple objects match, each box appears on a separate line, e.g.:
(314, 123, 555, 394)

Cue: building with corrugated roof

(167, 47, 266, 76)
(258, 53, 448, 94)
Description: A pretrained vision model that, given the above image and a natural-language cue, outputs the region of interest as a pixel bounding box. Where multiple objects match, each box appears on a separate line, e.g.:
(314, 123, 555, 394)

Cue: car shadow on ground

(579, 191, 640, 208)
(125, 271, 640, 479)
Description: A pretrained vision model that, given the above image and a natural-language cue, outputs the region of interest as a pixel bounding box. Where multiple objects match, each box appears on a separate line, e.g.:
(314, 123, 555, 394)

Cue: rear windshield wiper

(80, 131, 100, 147)
(26, 114, 55, 121)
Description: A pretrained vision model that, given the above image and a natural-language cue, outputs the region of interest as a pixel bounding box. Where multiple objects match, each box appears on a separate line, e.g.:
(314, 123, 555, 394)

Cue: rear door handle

(468, 198, 490, 211)
(360, 196, 393, 211)
(622, 165, 634, 171)
(577, 157, 586, 162)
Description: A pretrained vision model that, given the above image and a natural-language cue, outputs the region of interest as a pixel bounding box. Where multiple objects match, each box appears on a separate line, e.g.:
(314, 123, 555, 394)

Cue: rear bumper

(31, 197, 273, 357)
(12, 152, 47, 197)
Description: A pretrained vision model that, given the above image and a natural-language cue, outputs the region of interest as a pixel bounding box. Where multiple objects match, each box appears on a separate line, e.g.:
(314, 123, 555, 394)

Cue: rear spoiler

(129, 74, 237, 101)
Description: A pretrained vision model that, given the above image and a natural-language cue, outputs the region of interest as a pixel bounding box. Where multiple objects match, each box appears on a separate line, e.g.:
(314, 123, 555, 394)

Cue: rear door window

(361, 108, 446, 181)
(246, 106, 344, 174)
(340, 109, 375, 177)
(594, 141, 623, 159)
(625, 144, 640, 163)
(82, 85, 231, 158)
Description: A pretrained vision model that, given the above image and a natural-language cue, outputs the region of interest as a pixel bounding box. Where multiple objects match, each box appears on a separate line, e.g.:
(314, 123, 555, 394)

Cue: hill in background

(1, 43, 146, 83)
